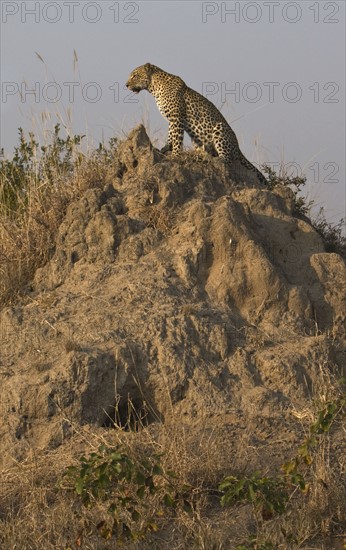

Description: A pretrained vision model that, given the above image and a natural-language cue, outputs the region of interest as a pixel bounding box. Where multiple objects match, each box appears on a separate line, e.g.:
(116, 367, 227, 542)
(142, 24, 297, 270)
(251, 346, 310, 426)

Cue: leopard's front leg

(161, 112, 184, 156)
(160, 122, 173, 154)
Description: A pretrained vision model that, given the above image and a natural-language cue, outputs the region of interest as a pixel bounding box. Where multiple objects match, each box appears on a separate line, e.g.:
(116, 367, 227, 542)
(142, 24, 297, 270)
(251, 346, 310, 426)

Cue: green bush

(61, 445, 191, 542)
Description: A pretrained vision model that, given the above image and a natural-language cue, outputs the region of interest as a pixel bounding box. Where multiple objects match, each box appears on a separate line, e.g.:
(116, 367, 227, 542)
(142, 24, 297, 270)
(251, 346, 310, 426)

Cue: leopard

(126, 63, 267, 186)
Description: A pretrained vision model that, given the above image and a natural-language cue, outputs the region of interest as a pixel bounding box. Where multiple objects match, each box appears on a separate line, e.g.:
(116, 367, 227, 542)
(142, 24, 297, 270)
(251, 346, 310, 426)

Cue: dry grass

(0, 131, 119, 307)
(0, 363, 345, 550)
(252, 362, 346, 550)
(0, 418, 237, 549)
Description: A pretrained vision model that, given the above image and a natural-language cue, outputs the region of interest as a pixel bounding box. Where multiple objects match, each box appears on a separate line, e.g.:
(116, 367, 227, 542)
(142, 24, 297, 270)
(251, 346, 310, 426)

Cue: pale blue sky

(1, 0, 345, 224)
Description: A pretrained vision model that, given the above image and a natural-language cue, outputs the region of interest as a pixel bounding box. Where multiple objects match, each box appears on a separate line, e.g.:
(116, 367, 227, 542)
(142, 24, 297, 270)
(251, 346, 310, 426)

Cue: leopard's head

(126, 63, 156, 93)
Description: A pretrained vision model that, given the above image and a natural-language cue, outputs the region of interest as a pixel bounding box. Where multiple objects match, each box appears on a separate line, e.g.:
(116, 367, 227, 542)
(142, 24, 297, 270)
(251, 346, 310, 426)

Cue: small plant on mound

(261, 163, 310, 216)
(312, 206, 346, 256)
(262, 163, 346, 258)
(61, 444, 192, 543)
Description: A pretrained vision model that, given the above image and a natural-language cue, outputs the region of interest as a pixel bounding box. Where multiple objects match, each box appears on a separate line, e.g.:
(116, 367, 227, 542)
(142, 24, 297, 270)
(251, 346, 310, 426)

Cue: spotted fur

(126, 63, 266, 185)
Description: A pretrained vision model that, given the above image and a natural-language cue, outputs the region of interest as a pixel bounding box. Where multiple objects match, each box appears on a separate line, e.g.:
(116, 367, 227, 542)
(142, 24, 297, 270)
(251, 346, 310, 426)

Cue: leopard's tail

(238, 151, 267, 186)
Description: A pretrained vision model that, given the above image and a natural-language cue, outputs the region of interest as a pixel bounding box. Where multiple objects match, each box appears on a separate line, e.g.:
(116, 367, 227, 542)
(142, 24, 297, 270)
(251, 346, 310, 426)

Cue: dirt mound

(0, 125, 345, 467)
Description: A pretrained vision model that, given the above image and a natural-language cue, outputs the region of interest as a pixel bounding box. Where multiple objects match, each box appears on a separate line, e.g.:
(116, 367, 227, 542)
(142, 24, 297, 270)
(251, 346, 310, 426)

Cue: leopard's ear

(144, 63, 152, 70)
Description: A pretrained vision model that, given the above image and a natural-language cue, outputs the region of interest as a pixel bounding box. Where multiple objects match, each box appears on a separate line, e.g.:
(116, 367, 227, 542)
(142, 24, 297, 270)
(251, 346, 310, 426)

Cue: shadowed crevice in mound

(102, 395, 161, 431)
(0, 125, 345, 467)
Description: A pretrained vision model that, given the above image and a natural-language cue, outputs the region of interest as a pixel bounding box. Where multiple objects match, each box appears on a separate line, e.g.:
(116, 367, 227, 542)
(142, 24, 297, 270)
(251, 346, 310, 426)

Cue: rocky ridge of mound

(0, 125, 345, 467)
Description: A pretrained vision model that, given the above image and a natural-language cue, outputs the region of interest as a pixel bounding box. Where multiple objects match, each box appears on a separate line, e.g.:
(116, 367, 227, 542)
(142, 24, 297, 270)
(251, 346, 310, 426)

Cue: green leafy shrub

(219, 472, 290, 520)
(61, 444, 191, 542)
